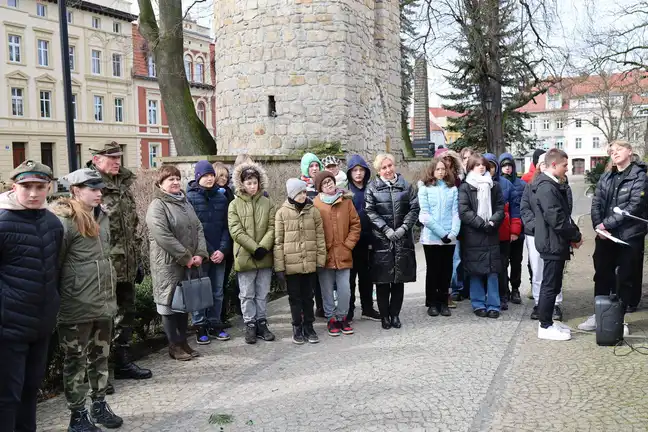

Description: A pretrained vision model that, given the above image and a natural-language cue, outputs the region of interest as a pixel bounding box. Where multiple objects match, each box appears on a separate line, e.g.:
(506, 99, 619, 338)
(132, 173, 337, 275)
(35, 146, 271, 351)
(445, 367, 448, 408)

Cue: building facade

(0, 0, 138, 180)
(132, 20, 216, 169)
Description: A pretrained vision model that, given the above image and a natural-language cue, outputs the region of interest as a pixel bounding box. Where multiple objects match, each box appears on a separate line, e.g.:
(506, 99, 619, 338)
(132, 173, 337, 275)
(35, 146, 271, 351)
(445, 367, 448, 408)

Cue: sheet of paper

(595, 229, 630, 245)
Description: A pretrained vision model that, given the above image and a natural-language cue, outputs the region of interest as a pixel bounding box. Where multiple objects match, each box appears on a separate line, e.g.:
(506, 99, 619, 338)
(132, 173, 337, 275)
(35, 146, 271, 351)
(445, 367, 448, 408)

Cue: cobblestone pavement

(37, 221, 648, 432)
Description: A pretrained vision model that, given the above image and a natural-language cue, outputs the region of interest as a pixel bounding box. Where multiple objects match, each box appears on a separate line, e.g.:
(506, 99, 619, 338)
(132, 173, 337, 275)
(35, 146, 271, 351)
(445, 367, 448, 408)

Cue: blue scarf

(319, 190, 343, 204)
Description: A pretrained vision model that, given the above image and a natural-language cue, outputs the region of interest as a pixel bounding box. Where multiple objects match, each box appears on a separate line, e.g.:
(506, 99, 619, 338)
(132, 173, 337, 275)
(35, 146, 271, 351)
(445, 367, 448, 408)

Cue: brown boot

(180, 341, 200, 358)
(168, 343, 192, 361)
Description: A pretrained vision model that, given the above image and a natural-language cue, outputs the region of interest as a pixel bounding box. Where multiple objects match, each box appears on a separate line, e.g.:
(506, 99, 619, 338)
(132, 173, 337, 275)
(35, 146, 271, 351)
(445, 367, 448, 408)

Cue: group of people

(0, 138, 645, 432)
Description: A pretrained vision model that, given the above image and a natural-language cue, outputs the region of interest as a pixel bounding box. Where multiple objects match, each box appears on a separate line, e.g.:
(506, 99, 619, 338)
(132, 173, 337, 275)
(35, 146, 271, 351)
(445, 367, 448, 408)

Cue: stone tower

(213, 0, 402, 155)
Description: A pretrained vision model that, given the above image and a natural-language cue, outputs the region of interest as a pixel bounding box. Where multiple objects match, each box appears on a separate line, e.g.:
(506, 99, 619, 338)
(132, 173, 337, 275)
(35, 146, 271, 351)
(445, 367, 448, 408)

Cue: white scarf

(466, 171, 493, 222)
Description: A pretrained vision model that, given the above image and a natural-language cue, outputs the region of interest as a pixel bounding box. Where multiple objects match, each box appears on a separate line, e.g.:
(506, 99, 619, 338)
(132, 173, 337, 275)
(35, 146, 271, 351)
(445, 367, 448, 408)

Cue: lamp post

(484, 95, 493, 152)
(58, 0, 77, 171)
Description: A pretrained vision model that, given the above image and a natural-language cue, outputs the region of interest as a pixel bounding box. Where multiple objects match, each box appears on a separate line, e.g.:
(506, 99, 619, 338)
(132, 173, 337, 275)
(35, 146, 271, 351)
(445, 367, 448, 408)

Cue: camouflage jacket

(87, 162, 140, 283)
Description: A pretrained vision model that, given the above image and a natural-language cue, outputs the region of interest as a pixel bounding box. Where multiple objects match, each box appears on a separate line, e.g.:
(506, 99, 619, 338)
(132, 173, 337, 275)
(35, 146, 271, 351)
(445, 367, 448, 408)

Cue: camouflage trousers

(113, 281, 136, 348)
(59, 320, 113, 410)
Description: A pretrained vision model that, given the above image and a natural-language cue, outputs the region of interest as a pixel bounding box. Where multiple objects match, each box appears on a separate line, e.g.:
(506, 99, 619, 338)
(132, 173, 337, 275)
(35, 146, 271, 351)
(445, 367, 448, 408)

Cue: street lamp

(58, 0, 77, 171)
(484, 96, 493, 112)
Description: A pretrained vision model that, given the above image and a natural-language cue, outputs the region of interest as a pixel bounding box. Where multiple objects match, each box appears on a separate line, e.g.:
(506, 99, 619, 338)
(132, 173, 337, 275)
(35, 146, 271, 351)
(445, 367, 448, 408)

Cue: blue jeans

(451, 241, 463, 294)
(470, 273, 500, 312)
(192, 261, 226, 326)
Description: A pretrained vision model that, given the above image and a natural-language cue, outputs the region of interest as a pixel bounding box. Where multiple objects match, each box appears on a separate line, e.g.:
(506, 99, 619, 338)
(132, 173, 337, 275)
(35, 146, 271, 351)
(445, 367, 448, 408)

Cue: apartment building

(0, 0, 138, 180)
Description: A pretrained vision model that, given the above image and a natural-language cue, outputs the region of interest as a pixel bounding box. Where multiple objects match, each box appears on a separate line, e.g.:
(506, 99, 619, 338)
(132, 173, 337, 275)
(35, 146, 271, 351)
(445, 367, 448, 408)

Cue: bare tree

(137, 0, 217, 155)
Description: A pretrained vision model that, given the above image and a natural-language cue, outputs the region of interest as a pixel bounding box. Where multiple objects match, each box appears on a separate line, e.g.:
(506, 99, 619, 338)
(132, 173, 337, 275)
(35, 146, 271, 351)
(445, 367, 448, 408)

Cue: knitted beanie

(286, 178, 307, 200)
(195, 160, 215, 182)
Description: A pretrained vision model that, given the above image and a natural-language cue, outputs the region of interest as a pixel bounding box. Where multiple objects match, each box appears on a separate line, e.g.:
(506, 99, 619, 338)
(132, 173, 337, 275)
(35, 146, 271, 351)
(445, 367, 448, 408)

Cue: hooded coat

(313, 191, 361, 269)
(300, 153, 324, 198)
(186, 180, 231, 256)
(458, 179, 506, 275)
(365, 174, 420, 284)
(0, 191, 63, 342)
(346, 154, 372, 242)
(51, 199, 117, 324)
(146, 188, 208, 307)
(228, 162, 276, 272)
(484, 153, 522, 239)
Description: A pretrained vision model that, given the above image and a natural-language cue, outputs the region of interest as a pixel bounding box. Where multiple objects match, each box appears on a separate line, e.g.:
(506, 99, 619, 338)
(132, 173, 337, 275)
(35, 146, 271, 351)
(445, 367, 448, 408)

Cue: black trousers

(376, 283, 405, 318)
(538, 259, 566, 327)
(593, 237, 643, 307)
(349, 240, 374, 315)
(498, 241, 511, 302)
(286, 273, 316, 326)
(0, 336, 50, 432)
(509, 236, 524, 291)
(424, 244, 455, 308)
(220, 255, 240, 321)
(632, 241, 645, 308)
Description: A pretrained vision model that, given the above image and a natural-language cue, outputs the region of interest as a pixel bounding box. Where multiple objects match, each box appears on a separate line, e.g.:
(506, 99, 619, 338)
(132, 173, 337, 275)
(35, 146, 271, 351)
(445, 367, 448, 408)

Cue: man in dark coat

(534, 149, 582, 341)
(0, 161, 63, 431)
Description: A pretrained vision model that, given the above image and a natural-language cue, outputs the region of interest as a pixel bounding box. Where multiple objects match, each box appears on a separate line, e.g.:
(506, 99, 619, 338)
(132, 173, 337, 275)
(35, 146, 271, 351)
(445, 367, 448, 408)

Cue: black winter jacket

(365, 175, 420, 284)
(458, 180, 505, 275)
(534, 174, 581, 260)
(591, 162, 648, 241)
(521, 176, 574, 236)
(0, 200, 63, 342)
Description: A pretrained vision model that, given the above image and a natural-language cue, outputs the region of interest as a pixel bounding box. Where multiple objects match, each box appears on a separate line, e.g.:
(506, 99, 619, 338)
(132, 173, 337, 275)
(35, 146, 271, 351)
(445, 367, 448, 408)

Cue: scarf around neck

(288, 197, 308, 210)
(380, 174, 398, 185)
(319, 190, 343, 205)
(466, 171, 493, 222)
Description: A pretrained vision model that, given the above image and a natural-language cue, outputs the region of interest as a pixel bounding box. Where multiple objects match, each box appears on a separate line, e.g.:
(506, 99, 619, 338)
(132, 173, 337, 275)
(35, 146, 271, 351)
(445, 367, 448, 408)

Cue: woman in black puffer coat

(365, 154, 420, 330)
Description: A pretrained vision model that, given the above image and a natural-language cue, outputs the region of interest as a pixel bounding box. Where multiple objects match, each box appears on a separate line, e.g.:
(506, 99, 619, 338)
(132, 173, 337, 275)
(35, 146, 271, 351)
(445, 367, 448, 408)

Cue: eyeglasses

(322, 178, 335, 187)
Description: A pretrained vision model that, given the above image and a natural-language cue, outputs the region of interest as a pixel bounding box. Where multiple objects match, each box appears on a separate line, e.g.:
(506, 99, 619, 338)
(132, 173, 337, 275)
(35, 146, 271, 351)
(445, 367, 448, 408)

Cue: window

(112, 53, 122, 77)
(11, 88, 24, 116)
(148, 55, 156, 77)
(593, 117, 599, 127)
(67, 11, 73, 23)
(268, 95, 277, 117)
(112, 22, 121, 33)
(593, 137, 600, 149)
(575, 138, 582, 149)
(36, 3, 46, 17)
(8, 0, 17, 7)
(71, 94, 77, 120)
(556, 140, 564, 150)
(8, 35, 21, 63)
(114, 98, 124, 122)
(12, 142, 26, 168)
(91, 50, 101, 74)
(542, 141, 550, 150)
(556, 118, 564, 130)
(149, 143, 160, 168)
(543, 119, 550, 130)
(529, 119, 536, 130)
(37, 40, 49, 66)
(92, 17, 100, 29)
(39, 90, 52, 118)
(76, 144, 82, 169)
(69, 46, 75, 71)
(194, 59, 204, 83)
(40, 143, 53, 170)
(94, 95, 104, 121)
(197, 102, 206, 124)
(148, 100, 158, 124)
(184, 55, 192, 80)
(575, 118, 582, 128)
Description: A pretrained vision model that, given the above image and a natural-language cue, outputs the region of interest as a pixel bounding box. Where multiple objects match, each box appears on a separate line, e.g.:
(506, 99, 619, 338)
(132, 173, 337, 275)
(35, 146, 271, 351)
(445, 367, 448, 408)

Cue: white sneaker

(578, 314, 596, 331)
(538, 323, 572, 341)
(553, 321, 572, 333)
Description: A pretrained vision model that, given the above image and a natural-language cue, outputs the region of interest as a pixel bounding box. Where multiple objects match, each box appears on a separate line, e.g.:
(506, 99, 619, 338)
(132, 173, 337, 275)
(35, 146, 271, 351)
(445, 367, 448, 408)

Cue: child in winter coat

(322, 155, 348, 189)
(187, 161, 232, 344)
(53, 168, 122, 430)
(459, 154, 506, 318)
(274, 179, 327, 344)
(300, 152, 324, 199)
(229, 161, 276, 344)
(313, 171, 361, 336)
(418, 157, 460, 317)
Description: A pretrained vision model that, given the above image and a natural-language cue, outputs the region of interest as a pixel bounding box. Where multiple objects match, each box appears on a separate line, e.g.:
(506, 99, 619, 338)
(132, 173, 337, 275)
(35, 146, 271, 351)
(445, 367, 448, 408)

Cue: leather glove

(448, 234, 457, 243)
(384, 227, 396, 240)
(441, 235, 452, 244)
(253, 247, 268, 260)
(393, 226, 407, 240)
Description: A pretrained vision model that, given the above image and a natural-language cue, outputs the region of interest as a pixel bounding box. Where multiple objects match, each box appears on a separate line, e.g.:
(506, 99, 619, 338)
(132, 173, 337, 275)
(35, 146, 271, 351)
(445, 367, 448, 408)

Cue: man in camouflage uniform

(88, 142, 153, 382)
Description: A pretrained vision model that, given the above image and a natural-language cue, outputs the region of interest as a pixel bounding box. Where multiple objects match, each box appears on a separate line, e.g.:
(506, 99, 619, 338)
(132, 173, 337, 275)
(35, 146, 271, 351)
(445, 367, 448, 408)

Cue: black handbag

(171, 267, 213, 313)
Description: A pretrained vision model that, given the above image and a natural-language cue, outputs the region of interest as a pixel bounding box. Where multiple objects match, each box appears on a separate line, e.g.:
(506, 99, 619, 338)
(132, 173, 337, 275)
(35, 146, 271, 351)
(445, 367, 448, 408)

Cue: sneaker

(510, 290, 522, 304)
(427, 306, 440, 317)
(215, 330, 231, 341)
(90, 399, 123, 429)
(327, 318, 341, 336)
(553, 321, 572, 333)
(303, 323, 320, 343)
(552, 305, 563, 321)
(292, 325, 305, 345)
(578, 314, 596, 331)
(256, 320, 275, 341)
(361, 309, 381, 321)
(440, 305, 452, 317)
(245, 322, 257, 344)
(448, 295, 457, 308)
(530, 306, 539, 320)
(538, 323, 571, 341)
(487, 310, 500, 319)
(340, 318, 354, 335)
(195, 326, 210, 345)
(68, 408, 101, 432)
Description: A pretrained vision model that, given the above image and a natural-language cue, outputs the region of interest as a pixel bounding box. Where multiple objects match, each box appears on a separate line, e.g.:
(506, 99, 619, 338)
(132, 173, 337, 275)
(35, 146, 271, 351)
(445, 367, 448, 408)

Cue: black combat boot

(90, 399, 123, 429)
(113, 346, 152, 380)
(68, 408, 101, 432)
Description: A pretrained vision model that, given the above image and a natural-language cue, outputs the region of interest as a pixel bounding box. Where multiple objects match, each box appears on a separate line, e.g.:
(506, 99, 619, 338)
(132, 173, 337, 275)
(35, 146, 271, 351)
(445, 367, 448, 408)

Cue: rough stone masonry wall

(213, 0, 402, 155)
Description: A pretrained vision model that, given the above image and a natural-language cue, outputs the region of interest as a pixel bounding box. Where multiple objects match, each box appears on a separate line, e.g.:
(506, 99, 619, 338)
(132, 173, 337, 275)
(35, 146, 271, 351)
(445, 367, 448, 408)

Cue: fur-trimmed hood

(232, 161, 268, 197)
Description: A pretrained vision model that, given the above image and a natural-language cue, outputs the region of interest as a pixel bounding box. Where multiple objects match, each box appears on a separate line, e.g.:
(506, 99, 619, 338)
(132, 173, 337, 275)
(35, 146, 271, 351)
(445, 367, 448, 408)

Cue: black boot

(391, 316, 402, 329)
(303, 323, 319, 344)
(510, 289, 522, 304)
(68, 408, 101, 432)
(292, 325, 304, 345)
(113, 347, 152, 380)
(256, 320, 276, 341)
(245, 322, 257, 344)
(381, 317, 392, 329)
(90, 399, 123, 429)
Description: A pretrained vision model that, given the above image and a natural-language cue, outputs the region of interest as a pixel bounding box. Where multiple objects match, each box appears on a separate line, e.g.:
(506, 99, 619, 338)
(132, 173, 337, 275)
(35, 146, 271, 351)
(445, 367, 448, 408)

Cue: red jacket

(521, 163, 536, 184)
